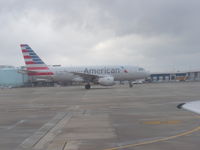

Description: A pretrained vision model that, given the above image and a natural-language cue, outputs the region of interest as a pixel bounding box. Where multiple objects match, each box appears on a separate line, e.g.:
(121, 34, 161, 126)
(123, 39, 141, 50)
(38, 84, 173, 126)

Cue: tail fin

(20, 44, 54, 76)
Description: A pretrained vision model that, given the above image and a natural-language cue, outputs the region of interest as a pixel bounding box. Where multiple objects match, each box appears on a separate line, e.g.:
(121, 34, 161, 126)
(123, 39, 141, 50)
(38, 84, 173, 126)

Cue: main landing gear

(129, 81, 133, 88)
(85, 83, 91, 89)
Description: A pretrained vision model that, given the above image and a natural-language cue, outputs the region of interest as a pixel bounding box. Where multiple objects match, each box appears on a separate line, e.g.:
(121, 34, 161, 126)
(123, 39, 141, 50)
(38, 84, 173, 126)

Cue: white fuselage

(48, 65, 149, 82)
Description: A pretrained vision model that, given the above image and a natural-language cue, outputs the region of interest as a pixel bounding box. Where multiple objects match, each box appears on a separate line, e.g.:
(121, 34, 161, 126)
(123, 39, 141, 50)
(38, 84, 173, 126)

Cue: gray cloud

(0, 0, 200, 72)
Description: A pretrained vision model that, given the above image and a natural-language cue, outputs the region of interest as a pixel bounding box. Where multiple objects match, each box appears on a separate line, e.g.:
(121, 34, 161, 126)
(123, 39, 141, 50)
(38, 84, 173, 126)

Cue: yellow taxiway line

(143, 120, 181, 125)
(104, 126, 200, 150)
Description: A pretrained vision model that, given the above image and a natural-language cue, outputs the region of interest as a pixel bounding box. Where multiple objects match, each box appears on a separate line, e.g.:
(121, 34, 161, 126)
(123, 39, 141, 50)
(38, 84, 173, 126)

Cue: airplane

(20, 44, 150, 89)
(177, 101, 200, 114)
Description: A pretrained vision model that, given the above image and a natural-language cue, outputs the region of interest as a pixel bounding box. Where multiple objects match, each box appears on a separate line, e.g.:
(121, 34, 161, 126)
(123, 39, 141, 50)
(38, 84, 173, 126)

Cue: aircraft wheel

(85, 84, 91, 89)
(129, 81, 133, 88)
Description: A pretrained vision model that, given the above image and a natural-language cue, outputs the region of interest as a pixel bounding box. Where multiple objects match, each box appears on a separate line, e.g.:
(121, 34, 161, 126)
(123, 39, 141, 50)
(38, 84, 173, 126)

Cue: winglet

(177, 103, 185, 109)
(177, 101, 200, 114)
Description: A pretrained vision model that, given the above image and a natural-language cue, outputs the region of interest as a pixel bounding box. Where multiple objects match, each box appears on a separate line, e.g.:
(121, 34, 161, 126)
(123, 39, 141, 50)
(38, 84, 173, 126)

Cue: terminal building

(0, 66, 28, 88)
(150, 71, 200, 82)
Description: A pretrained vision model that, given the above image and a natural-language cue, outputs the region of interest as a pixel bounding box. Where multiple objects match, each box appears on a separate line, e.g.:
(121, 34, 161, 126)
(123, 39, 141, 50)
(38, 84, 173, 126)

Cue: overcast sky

(0, 0, 200, 72)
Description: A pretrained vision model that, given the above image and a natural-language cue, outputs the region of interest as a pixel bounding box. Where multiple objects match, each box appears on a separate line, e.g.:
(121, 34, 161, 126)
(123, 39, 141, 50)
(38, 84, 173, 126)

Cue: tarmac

(0, 82, 200, 150)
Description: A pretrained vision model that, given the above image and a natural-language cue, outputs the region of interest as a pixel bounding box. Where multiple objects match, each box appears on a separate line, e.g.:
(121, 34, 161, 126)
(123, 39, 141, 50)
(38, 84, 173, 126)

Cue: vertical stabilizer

(20, 44, 54, 76)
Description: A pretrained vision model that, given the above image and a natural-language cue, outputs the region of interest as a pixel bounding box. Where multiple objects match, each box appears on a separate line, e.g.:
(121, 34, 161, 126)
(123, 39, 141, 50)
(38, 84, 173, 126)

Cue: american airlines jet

(20, 44, 150, 89)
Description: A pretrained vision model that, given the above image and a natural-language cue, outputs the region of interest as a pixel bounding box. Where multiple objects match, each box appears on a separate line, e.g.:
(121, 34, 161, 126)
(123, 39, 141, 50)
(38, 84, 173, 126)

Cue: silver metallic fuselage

(50, 65, 149, 82)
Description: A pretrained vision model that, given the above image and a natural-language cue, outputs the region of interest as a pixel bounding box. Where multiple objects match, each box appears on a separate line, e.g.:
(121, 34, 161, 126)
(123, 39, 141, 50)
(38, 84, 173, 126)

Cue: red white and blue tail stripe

(20, 44, 54, 76)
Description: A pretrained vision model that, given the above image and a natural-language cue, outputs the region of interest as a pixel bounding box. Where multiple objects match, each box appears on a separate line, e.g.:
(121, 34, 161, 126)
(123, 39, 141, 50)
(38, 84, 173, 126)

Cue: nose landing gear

(85, 83, 91, 89)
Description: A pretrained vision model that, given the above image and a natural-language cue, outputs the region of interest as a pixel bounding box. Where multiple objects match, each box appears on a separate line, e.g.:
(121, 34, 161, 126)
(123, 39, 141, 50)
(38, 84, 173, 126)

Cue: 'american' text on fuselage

(84, 68, 121, 75)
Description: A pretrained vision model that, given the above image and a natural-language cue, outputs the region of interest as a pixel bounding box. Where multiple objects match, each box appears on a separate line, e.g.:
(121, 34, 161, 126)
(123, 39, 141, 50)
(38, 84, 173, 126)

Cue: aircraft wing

(71, 72, 106, 80)
(177, 100, 200, 114)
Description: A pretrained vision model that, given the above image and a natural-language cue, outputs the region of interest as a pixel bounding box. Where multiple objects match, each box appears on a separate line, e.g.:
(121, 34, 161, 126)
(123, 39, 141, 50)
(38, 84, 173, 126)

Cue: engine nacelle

(98, 76, 115, 86)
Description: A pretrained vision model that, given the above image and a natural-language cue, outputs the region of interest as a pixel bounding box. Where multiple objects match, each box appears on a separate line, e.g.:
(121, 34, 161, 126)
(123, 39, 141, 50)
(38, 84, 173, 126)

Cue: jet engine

(98, 76, 115, 86)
